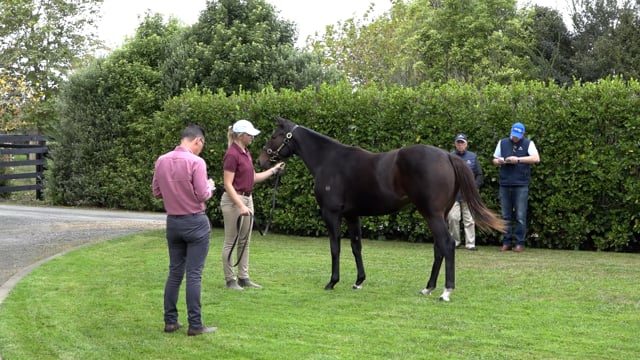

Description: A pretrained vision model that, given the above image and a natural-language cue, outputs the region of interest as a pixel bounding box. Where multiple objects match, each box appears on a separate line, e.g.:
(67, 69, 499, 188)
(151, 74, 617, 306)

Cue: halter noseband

(264, 125, 298, 162)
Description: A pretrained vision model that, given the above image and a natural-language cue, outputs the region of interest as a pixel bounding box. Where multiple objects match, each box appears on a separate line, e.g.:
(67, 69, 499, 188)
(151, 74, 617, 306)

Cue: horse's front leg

(346, 216, 365, 289)
(323, 210, 342, 290)
(325, 236, 341, 290)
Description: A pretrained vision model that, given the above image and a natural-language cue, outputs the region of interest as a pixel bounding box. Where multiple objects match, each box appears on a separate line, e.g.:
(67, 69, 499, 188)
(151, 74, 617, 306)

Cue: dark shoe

(466, 247, 478, 251)
(500, 245, 512, 251)
(514, 245, 525, 253)
(226, 280, 244, 290)
(164, 322, 183, 333)
(455, 244, 463, 249)
(187, 325, 217, 336)
(238, 278, 262, 289)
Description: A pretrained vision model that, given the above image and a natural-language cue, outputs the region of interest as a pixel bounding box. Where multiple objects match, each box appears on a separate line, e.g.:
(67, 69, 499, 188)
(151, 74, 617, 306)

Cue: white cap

(232, 119, 260, 136)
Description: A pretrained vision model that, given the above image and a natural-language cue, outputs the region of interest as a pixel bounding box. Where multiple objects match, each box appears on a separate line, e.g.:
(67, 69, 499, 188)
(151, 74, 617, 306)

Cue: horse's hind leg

(346, 216, 366, 289)
(421, 216, 456, 301)
(421, 240, 443, 295)
(438, 224, 456, 301)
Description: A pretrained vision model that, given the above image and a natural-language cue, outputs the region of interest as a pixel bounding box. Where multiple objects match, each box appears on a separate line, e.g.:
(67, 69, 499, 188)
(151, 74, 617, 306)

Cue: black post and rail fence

(0, 135, 48, 200)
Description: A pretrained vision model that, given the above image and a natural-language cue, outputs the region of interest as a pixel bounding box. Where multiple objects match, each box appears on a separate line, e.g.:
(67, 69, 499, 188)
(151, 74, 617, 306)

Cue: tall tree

(314, 3, 405, 87)
(316, 0, 537, 87)
(570, 0, 640, 81)
(527, 5, 576, 84)
(162, 0, 341, 96)
(0, 72, 40, 131)
(410, 0, 535, 84)
(49, 13, 172, 208)
(0, 0, 103, 130)
(609, 6, 640, 79)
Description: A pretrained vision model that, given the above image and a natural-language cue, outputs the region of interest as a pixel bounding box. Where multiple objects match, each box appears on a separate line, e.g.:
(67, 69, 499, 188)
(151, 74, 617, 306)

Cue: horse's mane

(278, 117, 372, 154)
(303, 126, 346, 146)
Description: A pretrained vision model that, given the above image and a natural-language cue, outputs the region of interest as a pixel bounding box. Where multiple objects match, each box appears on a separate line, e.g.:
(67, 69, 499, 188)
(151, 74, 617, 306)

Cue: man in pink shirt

(152, 125, 217, 336)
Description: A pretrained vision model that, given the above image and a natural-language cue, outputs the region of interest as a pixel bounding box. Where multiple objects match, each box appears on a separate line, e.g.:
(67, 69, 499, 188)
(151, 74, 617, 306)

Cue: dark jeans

(499, 186, 529, 247)
(164, 213, 210, 329)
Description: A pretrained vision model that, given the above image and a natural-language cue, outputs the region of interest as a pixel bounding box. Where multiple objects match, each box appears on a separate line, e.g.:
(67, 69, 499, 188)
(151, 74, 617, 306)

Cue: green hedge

(50, 78, 640, 251)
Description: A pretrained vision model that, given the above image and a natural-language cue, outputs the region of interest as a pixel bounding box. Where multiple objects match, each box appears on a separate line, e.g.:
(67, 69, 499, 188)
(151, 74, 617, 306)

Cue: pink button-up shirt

(152, 146, 212, 215)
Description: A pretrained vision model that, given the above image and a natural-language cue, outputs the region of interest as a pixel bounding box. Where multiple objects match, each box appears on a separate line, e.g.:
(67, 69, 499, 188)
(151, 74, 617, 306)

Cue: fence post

(35, 138, 46, 200)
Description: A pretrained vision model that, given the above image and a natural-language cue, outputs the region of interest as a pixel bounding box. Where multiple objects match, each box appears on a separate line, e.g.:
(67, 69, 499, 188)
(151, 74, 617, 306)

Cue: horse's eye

(266, 149, 273, 154)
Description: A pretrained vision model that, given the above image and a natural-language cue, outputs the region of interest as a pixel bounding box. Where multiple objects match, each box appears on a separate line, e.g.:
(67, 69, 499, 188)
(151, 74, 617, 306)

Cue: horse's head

(257, 117, 299, 169)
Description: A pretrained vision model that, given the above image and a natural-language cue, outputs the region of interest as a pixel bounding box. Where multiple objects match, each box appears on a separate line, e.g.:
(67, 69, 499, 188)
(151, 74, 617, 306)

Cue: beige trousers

(220, 192, 254, 281)
(447, 201, 476, 248)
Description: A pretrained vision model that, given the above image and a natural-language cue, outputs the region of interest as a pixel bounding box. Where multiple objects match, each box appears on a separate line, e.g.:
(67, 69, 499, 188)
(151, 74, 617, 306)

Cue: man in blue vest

(447, 133, 483, 251)
(492, 122, 540, 252)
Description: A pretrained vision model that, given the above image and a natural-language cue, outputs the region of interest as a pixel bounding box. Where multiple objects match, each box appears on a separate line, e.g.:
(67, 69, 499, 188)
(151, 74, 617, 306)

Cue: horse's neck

(296, 128, 346, 175)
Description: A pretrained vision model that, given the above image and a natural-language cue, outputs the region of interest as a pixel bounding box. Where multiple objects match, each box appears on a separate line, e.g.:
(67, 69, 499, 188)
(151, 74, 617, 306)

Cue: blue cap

(510, 122, 525, 139)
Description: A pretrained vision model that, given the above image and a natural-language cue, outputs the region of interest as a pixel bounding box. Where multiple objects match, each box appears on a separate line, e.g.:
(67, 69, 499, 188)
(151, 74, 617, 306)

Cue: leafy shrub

(50, 77, 640, 251)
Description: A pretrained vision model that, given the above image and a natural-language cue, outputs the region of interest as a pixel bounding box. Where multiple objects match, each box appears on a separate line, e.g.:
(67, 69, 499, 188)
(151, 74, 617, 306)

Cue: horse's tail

(449, 155, 507, 233)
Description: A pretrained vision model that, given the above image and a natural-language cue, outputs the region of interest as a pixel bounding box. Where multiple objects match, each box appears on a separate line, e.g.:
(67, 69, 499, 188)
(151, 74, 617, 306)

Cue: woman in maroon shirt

(220, 120, 284, 290)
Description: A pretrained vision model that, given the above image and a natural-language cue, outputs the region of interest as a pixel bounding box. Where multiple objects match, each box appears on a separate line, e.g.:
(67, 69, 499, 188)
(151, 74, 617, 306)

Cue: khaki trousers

(447, 200, 476, 248)
(220, 192, 254, 281)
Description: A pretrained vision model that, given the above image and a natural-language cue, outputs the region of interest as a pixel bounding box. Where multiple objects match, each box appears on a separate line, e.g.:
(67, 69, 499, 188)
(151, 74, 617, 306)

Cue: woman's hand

(239, 203, 252, 216)
(271, 162, 285, 175)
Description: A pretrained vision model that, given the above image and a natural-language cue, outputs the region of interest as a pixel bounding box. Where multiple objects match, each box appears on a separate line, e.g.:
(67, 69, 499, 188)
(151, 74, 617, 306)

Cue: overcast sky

(97, 0, 393, 49)
(96, 0, 569, 51)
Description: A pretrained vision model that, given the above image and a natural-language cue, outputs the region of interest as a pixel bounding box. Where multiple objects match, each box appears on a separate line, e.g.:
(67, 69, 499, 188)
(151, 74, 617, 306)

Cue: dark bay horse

(257, 117, 505, 301)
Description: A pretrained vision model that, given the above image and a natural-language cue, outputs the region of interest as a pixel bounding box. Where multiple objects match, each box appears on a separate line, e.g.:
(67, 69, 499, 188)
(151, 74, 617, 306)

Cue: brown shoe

(499, 245, 512, 251)
(514, 245, 524, 253)
(164, 322, 183, 333)
(187, 325, 218, 336)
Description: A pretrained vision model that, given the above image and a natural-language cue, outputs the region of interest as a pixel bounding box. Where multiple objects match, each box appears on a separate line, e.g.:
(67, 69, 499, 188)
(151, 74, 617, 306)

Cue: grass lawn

(0, 229, 638, 359)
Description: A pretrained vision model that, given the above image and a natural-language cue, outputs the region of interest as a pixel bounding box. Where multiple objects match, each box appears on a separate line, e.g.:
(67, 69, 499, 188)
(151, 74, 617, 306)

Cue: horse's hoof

(439, 288, 452, 302)
(324, 284, 335, 290)
(420, 288, 434, 296)
(352, 284, 362, 290)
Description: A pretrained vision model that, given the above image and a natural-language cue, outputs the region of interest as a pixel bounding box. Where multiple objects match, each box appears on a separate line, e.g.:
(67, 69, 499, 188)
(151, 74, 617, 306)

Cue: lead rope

(228, 170, 281, 267)
(228, 214, 253, 267)
(261, 170, 281, 236)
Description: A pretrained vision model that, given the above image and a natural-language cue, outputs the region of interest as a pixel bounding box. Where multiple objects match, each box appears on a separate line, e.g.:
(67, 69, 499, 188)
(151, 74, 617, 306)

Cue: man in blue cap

(492, 122, 540, 252)
(447, 133, 483, 251)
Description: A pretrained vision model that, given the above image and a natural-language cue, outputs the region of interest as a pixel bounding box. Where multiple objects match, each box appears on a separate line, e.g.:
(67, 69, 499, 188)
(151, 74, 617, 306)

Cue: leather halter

(264, 125, 298, 162)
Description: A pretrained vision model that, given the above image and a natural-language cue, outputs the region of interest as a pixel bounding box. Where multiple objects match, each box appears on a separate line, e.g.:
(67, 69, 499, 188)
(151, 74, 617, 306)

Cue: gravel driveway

(0, 204, 166, 303)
